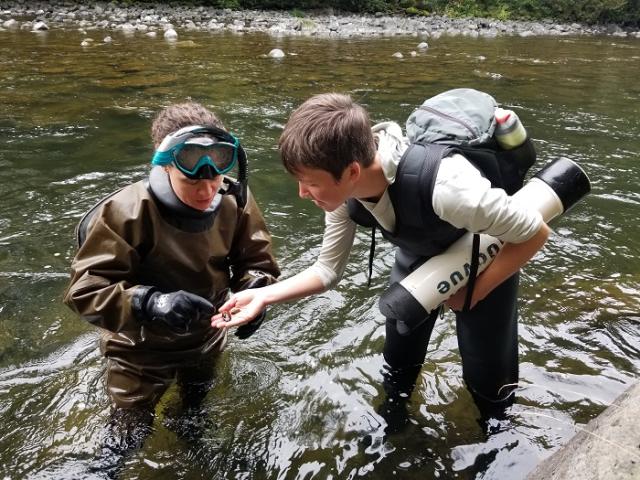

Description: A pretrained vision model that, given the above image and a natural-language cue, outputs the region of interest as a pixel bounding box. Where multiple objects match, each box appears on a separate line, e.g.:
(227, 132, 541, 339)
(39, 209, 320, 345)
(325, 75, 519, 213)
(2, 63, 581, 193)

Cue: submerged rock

(163, 28, 177, 40)
(32, 20, 48, 31)
(268, 48, 285, 58)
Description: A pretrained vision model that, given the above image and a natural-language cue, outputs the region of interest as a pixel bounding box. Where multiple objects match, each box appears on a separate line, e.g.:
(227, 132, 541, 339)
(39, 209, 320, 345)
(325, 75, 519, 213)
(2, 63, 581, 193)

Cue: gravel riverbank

(2, 0, 640, 40)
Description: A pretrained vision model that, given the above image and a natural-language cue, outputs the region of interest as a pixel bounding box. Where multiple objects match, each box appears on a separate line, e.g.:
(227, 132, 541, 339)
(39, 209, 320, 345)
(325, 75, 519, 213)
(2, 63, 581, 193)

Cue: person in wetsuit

(211, 93, 550, 432)
(64, 102, 280, 473)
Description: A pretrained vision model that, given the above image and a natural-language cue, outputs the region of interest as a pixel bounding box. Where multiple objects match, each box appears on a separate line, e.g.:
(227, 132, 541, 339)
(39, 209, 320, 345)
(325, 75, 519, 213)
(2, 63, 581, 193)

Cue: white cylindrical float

(378, 157, 591, 335)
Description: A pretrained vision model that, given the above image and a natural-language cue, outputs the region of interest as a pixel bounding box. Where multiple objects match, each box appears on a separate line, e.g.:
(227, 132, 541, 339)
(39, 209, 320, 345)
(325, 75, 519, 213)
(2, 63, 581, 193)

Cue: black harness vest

(347, 143, 507, 262)
(348, 144, 458, 261)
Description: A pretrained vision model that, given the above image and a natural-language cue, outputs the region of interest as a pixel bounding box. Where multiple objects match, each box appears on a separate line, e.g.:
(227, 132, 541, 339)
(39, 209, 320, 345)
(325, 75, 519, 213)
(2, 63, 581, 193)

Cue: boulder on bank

(527, 381, 640, 480)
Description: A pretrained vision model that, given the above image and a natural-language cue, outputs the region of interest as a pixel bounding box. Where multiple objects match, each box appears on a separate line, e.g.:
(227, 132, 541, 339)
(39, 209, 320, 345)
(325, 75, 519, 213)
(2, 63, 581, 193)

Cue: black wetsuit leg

(379, 249, 440, 433)
(455, 272, 520, 417)
(380, 248, 520, 424)
(382, 248, 439, 373)
(380, 310, 438, 434)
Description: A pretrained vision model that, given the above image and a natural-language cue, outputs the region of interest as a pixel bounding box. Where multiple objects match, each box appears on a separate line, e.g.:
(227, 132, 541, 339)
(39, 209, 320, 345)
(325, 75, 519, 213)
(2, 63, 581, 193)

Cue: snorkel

(226, 142, 248, 208)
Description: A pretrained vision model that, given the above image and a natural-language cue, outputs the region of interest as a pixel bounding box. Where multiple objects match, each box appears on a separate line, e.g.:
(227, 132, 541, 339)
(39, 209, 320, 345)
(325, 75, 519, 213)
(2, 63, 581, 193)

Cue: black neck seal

(146, 166, 222, 233)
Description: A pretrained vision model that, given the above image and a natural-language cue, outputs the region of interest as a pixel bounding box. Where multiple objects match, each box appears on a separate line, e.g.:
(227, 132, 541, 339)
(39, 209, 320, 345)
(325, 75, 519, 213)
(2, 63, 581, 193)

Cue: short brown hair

(151, 102, 225, 148)
(279, 93, 376, 182)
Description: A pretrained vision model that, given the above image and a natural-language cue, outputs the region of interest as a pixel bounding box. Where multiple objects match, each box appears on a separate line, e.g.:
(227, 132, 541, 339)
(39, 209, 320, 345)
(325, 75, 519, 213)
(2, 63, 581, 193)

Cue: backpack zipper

(418, 105, 477, 138)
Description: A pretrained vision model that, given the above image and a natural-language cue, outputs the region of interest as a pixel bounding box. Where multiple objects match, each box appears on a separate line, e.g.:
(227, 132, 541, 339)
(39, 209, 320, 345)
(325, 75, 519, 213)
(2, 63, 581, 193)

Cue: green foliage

(544, 0, 628, 23)
(417, 0, 639, 23)
(442, 0, 483, 17)
(406, 6, 430, 15)
(227, 0, 392, 12)
(217, 0, 241, 8)
(492, 4, 511, 20)
(341, 0, 393, 12)
(116, 0, 640, 23)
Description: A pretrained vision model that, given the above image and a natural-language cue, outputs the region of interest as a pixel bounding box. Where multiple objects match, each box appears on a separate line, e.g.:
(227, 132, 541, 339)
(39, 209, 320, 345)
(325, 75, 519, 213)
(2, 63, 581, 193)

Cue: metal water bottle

(494, 107, 527, 149)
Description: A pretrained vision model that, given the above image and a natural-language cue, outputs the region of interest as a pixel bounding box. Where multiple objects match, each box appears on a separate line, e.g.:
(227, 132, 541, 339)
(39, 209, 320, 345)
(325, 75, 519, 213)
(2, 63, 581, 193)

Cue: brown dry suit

(64, 169, 280, 408)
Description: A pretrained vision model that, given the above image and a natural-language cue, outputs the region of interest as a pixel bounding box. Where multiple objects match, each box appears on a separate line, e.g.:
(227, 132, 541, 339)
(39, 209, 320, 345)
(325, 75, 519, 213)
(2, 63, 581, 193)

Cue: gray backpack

(405, 88, 535, 195)
(400, 88, 536, 310)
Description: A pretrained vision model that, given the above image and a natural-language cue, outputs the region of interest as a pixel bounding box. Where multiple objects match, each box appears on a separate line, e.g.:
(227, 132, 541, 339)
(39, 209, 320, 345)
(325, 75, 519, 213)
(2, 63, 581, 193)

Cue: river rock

(527, 381, 640, 480)
(33, 20, 50, 31)
(163, 28, 177, 40)
(120, 22, 135, 34)
(268, 48, 285, 58)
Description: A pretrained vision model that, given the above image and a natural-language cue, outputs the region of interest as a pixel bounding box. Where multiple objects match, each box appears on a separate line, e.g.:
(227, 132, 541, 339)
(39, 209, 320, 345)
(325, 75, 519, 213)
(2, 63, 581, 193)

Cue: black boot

(469, 385, 515, 436)
(377, 364, 422, 436)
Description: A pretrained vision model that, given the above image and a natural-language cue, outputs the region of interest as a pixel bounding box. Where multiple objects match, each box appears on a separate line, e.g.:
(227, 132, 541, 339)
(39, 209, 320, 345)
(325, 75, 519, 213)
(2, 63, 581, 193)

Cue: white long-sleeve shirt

(308, 122, 543, 289)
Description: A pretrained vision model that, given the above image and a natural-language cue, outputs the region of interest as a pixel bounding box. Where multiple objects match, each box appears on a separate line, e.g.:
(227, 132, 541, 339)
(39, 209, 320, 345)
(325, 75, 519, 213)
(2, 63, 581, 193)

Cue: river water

(0, 26, 639, 480)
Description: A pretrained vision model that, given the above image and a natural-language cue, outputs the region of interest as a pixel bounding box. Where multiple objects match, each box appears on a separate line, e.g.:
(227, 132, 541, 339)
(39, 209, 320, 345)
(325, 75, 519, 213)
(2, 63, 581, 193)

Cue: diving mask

(151, 125, 240, 179)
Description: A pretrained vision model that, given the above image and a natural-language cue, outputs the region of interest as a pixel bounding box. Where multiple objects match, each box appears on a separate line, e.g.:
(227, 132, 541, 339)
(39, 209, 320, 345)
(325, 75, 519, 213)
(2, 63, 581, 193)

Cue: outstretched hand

(211, 288, 267, 330)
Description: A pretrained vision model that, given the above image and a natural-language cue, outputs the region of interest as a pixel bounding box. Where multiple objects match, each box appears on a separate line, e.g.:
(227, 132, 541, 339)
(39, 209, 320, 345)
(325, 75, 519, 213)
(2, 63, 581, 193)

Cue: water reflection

(0, 27, 639, 479)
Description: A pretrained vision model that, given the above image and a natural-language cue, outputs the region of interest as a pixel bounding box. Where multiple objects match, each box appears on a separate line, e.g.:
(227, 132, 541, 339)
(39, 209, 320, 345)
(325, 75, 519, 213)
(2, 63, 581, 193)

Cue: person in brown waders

(64, 102, 280, 477)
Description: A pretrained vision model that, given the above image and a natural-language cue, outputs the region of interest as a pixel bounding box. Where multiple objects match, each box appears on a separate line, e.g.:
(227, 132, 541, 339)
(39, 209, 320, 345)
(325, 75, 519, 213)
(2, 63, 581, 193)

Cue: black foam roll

(379, 282, 430, 336)
(533, 158, 591, 212)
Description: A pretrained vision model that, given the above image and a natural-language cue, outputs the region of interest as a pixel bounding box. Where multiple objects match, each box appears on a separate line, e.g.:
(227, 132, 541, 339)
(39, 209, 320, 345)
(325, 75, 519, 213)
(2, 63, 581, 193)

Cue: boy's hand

(445, 286, 479, 312)
(233, 275, 272, 339)
(211, 289, 267, 331)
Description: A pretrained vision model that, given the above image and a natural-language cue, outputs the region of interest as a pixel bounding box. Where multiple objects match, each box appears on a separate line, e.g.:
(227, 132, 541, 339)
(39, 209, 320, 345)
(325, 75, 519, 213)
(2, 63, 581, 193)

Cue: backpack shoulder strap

(462, 233, 481, 312)
(453, 144, 504, 188)
(392, 142, 455, 228)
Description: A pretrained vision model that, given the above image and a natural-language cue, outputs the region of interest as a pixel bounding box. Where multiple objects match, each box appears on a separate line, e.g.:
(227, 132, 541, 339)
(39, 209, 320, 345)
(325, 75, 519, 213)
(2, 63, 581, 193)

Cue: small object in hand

(221, 307, 241, 323)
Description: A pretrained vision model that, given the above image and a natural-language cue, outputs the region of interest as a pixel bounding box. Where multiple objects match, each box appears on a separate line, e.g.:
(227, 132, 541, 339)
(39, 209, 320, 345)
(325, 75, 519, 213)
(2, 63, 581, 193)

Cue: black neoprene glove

(134, 288, 215, 333)
(234, 275, 271, 340)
